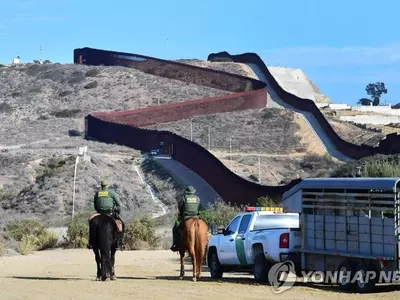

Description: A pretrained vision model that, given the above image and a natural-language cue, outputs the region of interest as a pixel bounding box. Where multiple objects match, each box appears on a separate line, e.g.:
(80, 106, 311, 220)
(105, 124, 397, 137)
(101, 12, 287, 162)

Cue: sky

(0, 0, 399, 105)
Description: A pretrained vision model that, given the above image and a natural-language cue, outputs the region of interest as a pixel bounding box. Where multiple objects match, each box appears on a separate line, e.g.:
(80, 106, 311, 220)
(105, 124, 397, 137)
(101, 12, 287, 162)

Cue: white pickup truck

(206, 206, 301, 282)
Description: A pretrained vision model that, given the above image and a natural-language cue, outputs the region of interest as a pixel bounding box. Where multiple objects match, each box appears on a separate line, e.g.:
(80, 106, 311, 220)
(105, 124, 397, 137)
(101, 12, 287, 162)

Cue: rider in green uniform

(170, 185, 200, 252)
(87, 179, 125, 250)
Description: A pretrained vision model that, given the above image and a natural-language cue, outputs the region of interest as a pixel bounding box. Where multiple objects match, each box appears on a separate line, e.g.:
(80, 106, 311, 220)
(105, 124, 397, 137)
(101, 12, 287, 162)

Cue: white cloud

(261, 43, 400, 67)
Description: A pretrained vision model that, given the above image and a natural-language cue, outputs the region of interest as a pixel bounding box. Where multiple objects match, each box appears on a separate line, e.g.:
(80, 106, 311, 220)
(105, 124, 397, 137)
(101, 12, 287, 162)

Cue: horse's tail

(97, 215, 115, 279)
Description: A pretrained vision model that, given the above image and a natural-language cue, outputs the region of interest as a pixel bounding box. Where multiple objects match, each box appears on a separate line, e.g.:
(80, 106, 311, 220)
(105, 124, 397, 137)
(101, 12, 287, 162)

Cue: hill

(0, 62, 230, 229)
(0, 49, 397, 229)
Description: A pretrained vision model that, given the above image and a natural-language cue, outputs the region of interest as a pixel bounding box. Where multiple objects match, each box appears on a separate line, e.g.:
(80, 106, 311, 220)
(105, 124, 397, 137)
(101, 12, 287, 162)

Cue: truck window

(225, 215, 241, 235)
(238, 214, 252, 234)
(252, 214, 299, 231)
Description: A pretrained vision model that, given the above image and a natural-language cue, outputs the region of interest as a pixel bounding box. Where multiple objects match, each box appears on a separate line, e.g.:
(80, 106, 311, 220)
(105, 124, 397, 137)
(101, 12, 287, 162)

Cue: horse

(178, 217, 209, 282)
(89, 213, 120, 281)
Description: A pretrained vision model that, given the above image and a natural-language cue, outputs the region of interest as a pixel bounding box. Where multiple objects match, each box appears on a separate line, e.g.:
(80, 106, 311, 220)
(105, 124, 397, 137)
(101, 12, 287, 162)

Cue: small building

(12, 56, 20, 64)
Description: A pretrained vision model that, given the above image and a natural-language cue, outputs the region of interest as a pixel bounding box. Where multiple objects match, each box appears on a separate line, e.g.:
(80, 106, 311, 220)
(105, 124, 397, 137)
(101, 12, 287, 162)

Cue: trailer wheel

(353, 262, 377, 293)
(253, 253, 272, 283)
(337, 260, 356, 291)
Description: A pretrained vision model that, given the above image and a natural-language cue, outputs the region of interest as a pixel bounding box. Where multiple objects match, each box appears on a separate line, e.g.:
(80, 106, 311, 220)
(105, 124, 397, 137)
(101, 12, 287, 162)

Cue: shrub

(68, 129, 83, 137)
(0, 102, 13, 113)
(4, 219, 58, 255)
(5, 219, 47, 241)
(17, 231, 58, 255)
(68, 73, 85, 84)
(363, 158, 400, 177)
(331, 154, 400, 178)
(50, 109, 82, 118)
(64, 218, 88, 248)
(59, 90, 73, 97)
(85, 69, 100, 77)
(124, 216, 159, 250)
(0, 240, 4, 256)
(84, 81, 98, 89)
(199, 199, 243, 227)
(256, 196, 280, 207)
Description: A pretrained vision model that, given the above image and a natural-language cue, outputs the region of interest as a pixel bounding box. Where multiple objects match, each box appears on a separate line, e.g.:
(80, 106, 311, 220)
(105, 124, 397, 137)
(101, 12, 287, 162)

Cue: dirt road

(1, 249, 400, 300)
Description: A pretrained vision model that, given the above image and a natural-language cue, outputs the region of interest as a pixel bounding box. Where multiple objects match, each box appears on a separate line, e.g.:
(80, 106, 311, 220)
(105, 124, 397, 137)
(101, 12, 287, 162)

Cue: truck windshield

(252, 214, 299, 231)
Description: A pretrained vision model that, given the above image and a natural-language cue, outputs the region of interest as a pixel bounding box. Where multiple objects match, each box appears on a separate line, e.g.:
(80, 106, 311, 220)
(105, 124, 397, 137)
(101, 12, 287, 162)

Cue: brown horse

(178, 217, 208, 282)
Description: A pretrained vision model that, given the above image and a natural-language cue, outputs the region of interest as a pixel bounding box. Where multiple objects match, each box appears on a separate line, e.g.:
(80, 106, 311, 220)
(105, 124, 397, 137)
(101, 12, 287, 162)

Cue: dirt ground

(1, 250, 400, 300)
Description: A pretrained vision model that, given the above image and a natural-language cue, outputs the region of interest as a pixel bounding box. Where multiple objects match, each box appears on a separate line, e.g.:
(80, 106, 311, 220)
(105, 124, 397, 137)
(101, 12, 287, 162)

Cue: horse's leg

(196, 240, 207, 280)
(179, 249, 185, 280)
(188, 246, 197, 282)
(195, 246, 202, 280)
(100, 248, 111, 281)
(110, 247, 117, 280)
(94, 248, 101, 281)
(195, 220, 208, 281)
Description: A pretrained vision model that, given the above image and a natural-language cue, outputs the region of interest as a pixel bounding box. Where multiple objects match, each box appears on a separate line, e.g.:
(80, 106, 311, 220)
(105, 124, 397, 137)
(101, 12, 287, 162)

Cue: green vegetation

(64, 216, 89, 248)
(0, 240, 4, 257)
(199, 199, 243, 227)
(125, 216, 159, 250)
(4, 219, 58, 255)
(63, 214, 161, 250)
(256, 196, 281, 207)
(331, 154, 400, 177)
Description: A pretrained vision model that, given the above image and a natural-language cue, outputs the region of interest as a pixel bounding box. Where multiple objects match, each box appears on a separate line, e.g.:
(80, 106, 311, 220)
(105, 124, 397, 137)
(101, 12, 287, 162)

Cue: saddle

(89, 212, 123, 232)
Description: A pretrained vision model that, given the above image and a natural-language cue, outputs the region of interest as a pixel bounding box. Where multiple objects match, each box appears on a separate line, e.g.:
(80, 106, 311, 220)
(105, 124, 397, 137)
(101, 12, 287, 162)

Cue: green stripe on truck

(235, 237, 247, 264)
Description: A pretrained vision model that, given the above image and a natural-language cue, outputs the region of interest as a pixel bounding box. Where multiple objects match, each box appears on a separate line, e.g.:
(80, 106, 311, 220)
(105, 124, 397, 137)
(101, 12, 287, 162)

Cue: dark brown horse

(89, 214, 120, 281)
(178, 218, 208, 282)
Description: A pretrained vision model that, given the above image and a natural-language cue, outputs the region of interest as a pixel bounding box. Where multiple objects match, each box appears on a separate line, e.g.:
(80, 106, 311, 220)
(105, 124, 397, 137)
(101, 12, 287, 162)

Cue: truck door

(236, 214, 252, 265)
(219, 215, 242, 265)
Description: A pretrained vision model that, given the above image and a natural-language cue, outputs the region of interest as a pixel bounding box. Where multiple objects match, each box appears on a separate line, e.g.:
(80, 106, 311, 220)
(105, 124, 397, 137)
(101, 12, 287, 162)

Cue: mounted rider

(87, 179, 125, 250)
(170, 185, 201, 252)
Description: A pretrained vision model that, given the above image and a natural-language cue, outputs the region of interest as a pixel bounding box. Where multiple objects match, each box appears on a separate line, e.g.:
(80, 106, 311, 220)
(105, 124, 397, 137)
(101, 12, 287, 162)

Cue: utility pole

(190, 118, 193, 141)
(72, 155, 80, 219)
(258, 151, 261, 184)
(72, 146, 89, 219)
(40, 45, 43, 64)
(229, 136, 233, 169)
(208, 125, 211, 150)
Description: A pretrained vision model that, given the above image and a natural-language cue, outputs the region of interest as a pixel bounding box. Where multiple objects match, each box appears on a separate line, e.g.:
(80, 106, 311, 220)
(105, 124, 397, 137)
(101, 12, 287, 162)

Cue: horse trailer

(282, 178, 400, 293)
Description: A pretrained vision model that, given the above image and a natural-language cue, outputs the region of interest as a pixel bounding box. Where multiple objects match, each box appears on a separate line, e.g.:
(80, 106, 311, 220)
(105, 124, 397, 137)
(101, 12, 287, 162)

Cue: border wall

(77, 47, 400, 205)
(208, 51, 400, 157)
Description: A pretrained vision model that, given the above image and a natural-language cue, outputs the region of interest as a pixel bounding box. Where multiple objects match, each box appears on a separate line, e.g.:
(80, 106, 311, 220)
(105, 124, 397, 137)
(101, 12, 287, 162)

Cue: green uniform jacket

(178, 192, 200, 220)
(94, 188, 122, 214)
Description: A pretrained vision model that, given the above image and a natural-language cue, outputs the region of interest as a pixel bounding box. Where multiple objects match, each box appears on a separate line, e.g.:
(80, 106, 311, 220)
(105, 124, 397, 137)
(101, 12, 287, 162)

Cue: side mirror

(210, 223, 218, 235)
(218, 228, 226, 235)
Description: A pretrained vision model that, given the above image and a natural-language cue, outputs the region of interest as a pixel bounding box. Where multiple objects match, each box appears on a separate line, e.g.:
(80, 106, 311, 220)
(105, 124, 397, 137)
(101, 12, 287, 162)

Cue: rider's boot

(118, 223, 125, 251)
(170, 244, 179, 252)
(87, 238, 92, 249)
(118, 237, 125, 251)
(86, 232, 93, 249)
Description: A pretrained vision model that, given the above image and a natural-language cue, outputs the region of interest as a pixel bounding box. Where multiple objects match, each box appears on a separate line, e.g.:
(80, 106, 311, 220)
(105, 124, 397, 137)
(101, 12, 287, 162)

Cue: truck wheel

(337, 260, 356, 291)
(353, 262, 377, 293)
(208, 251, 223, 279)
(253, 253, 272, 283)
